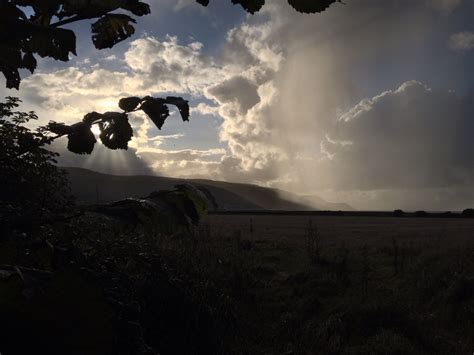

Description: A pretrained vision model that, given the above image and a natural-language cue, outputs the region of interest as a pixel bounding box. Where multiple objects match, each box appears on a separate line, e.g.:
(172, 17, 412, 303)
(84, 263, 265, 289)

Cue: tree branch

(50, 15, 87, 27)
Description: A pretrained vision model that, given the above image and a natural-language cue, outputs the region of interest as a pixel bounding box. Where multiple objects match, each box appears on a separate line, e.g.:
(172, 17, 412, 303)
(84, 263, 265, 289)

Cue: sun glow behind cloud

(1, 0, 473, 210)
(98, 99, 120, 111)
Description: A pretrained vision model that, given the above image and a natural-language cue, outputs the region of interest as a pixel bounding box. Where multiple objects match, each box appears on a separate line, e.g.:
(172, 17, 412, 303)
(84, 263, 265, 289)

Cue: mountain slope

(64, 167, 351, 211)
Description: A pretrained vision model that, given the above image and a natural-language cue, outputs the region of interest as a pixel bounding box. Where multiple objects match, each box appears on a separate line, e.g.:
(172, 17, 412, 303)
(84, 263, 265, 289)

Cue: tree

(0, 96, 72, 229)
(0, 0, 342, 89)
(0, 0, 341, 156)
(0, 0, 151, 90)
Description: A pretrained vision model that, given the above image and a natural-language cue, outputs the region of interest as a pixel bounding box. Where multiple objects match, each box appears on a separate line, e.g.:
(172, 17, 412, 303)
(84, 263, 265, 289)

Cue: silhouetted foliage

(393, 209, 404, 217)
(462, 208, 474, 218)
(199, 0, 342, 14)
(45, 95, 189, 155)
(0, 97, 72, 229)
(0, 0, 339, 156)
(414, 210, 428, 217)
(0, 0, 150, 89)
(1, 0, 341, 89)
(0, 98, 216, 354)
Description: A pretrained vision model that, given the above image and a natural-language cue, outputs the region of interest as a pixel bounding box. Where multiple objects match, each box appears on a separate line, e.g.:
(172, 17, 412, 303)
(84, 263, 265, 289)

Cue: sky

(2, 0, 474, 211)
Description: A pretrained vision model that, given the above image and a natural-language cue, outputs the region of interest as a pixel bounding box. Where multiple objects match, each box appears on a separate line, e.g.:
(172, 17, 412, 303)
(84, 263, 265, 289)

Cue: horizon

(62, 165, 470, 213)
(2, 0, 473, 211)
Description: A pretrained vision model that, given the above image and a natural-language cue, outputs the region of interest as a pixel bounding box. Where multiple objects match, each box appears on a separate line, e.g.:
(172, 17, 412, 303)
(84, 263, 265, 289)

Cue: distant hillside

(279, 191, 354, 211)
(63, 167, 352, 211)
(191, 178, 353, 211)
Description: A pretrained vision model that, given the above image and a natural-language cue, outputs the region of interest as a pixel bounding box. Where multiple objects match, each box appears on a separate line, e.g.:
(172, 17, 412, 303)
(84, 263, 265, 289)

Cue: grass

(168, 215, 474, 354)
(2, 213, 474, 354)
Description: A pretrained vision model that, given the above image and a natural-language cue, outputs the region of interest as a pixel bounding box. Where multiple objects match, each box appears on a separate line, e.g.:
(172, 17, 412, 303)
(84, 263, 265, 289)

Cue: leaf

(46, 121, 72, 135)
(67, 122, 96, 154)
(29, 26, 77, 61)
(98, 112, 133, 150)
(140, 97, 169, 130)
(0, 5, 75, 88)
(17, 133, 37, 150)
(15, 0, 60, 18)
(0, 46, 22, 89)
(197, 0, 340, 13)
(20, 51, 37, 73)
(122, 0, 151, 16)
(231, 0, 265, 14)
(82, 111, 103, 125)
(165, 97, 190, 122)
(118, 96, 142, 112)
(59, 0, 150, 18)
(91, 14, 136, 49)
(287, 0, 341, 13)
(0, 65, 21, 90)
(0, 2, 27, 21)
(59, 0, 123, 19)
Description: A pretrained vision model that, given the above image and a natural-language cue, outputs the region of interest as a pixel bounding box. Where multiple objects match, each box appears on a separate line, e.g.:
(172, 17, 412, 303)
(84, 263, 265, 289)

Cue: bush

(393, 209, 404, 217)
(414, 210, 428, 217)
(0, 97, 72, 231)
(462, 209, 474, 218)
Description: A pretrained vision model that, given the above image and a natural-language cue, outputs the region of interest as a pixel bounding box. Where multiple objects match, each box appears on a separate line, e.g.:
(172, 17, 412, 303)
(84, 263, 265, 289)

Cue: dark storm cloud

(319, 81, 474, 190)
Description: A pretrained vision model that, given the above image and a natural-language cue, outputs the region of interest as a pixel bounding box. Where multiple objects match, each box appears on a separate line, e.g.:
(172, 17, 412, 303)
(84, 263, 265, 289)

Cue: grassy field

(204, 215, 474, 250)
(173, 214, 474, 354)
(4, 213, 474, 354)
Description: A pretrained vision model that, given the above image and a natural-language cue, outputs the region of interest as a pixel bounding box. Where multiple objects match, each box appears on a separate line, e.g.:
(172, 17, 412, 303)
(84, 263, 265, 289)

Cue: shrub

(414, 210, 428, 217)
(393, 209, 404, 217)
(462, 208, 474, 218)
(0, 97, 72, 231)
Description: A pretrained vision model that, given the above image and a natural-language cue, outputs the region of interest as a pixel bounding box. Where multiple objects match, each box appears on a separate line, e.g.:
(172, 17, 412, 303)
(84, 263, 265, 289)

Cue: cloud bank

(2, 0, 473, 210)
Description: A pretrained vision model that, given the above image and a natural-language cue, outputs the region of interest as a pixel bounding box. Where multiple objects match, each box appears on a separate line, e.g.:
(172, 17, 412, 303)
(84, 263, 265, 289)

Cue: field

(3, 212, 474, 354)
(185, 214, 474, 354)
(205, 214, 474, 247)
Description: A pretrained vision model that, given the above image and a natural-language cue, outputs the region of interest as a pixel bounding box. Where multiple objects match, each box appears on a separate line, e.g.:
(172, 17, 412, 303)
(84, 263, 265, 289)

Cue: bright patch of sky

(2, 0, 474, 210)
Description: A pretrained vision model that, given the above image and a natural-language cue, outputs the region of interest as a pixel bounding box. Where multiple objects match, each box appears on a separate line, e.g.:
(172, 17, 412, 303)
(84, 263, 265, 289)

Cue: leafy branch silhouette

(1, 0, 342, 90)
(1, 0, 339, 156)
(200, 0, 343, 15)
(0, 0, 151, 89)
(44, 96, 189, 154)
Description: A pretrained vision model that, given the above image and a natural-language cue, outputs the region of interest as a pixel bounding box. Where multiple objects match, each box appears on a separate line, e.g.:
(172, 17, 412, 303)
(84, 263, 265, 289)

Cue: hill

(63, 167, 352, 211)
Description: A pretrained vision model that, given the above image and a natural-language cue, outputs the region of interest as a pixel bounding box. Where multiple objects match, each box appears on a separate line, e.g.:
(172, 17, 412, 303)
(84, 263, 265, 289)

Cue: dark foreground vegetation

(2, 211, 474, 354)
(2, 96, 474, 354)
